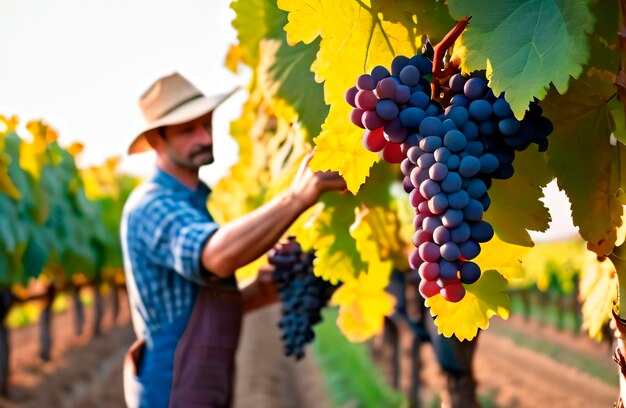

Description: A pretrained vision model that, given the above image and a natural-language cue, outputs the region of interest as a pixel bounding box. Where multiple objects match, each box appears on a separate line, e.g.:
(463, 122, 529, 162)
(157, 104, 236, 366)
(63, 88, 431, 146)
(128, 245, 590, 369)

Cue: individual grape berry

(381, 141, 405, 163)
(362, 128, 387, 152)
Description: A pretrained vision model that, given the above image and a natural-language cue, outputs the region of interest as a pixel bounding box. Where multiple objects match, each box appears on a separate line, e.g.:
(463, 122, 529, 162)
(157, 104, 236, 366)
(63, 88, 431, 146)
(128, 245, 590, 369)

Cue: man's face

(160, 114, 214, 170)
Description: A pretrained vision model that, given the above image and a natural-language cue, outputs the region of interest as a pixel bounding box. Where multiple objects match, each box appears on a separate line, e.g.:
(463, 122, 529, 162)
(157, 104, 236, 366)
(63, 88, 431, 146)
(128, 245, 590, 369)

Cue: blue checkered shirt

(121, 167, 219, 337)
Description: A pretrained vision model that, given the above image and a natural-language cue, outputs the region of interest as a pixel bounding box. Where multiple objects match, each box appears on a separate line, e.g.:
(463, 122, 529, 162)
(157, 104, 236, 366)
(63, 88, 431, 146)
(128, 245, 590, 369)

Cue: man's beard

(168, 145, 214, 170)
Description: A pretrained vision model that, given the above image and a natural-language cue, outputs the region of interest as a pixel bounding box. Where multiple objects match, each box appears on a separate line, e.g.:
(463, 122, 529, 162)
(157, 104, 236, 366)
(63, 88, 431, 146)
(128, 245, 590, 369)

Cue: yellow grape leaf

(279, 0, 419, 192)
(331, 259, 395, 342)
(309, 110, 378, 193)
(426, 270, 510, 341)
(67, 142, 84, 158)
(225, 44, 244, 73)
(579, 252, 617, 341)
(20, 120, 60, 180)
(350, 206, 403, 263)
(0, 115, 19, 136)
(474, 234, 529, 281)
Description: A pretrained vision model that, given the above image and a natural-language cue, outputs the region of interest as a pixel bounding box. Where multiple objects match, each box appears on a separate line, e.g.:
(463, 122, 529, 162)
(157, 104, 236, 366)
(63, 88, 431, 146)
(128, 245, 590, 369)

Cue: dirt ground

(0, 294, 620, 408)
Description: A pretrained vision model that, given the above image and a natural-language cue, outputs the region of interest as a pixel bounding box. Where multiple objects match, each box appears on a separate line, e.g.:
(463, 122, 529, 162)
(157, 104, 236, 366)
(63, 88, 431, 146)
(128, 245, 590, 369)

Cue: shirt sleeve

(137, 197, 218, 284)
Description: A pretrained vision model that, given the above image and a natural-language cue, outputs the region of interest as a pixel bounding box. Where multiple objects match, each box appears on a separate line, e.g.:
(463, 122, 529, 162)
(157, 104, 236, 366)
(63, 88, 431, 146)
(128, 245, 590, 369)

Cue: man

(120, 72, 346, 408)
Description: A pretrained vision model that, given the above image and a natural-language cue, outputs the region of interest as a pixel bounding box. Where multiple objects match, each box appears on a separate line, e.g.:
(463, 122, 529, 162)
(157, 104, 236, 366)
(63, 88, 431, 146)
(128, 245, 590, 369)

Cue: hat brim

(128, 89, 238, 155)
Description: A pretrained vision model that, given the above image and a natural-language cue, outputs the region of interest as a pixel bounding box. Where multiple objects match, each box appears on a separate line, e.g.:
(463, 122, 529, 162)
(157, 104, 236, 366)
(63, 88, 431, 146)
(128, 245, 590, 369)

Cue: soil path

(0, 296, 620, 408)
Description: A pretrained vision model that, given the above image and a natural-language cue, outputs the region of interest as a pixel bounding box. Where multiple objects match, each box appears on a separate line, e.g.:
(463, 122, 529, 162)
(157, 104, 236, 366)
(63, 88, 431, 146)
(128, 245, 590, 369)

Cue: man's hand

(289, 152, 347, 209)
(240, 264, 279, 313)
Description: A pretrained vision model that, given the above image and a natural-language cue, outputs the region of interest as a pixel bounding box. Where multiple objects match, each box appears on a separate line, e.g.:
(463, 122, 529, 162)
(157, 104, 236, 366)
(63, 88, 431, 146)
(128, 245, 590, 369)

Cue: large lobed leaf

(579, 252, 617, 341)
(278, 0, 419, 192)
(542, 69, 625, 256)
(426, 270, 510, 341)
(448, 0, 594, 118)
(484, 147, 553, 246)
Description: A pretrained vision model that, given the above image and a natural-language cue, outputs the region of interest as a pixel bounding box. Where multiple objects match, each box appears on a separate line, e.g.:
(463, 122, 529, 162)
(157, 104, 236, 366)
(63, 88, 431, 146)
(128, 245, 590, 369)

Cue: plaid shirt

(121, 167, 219, 337)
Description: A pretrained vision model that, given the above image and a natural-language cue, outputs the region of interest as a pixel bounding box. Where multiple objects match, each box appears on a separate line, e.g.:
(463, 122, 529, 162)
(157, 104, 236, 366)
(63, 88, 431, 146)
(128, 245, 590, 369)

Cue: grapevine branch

(431, 17, 471, 100)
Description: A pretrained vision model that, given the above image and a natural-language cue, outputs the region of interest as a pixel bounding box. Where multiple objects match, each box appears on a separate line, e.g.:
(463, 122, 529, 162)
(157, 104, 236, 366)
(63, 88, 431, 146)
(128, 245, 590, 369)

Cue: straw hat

(128, 72, 236, 154)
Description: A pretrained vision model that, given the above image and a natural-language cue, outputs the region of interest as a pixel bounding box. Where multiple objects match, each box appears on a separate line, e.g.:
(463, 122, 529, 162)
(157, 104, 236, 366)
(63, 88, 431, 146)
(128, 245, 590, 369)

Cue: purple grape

(420, 136, 443, 153)
(428, 193, 449, 215)
(419, 179, 441, 199)
(399, 107, 426, 128)
(443, 129, 467, 152)
(459, 156, 481, 177)
(401, 158, 414, 175)
(447, 189, 470, 209)
(450, 94, 470, 108)
(460, 262, 481, 284)
(462, 121, 479, 140)
(459, 241, 481, 260)
(409, 188, 426, 207)
(479, 153, 499, 173)
(417, 153, 436, 169)
(439, 260, 459, 279)
(419, 262, 440, 281)
(391, 55, 411, 77)
(492, 96, 513, 118)
(470, 220, 494, 242)
(449, 74, 466, 94)
(399, 65, 421, 86)
(349, 108, 365, 129)
(376, 99, 399, 121)
(440, 242, 460, 261)
(409, 91, 430, 109)
(433, 225, 451, 245)
(499, 117, 521, 136)
(403, 176, 413, 193)
(468, 99, 493, 121)
(441, 172, 462, 193)
(384, 118, 407, 143)
(419, 242, 441, 263)
(394, 85, 411, 104)
(356, 74, 376, 91)
(371, 65, 390, 82)
(361, 110, 385, 130)
(429, 162, 448, 181)
(450, 222, 471, 243)
(423, 216, 443, 233)
(464, 77, 487, 99)
(467, 179, 487, 198)
(377, 77, 399, 99)
(413, 228, 432, 247)
(463, 199, 484, 221)
(407, 146, 423, 164)
(409, 55, 432, 75)
(479, 119, 497, 136)
(345, 86, 358, 107)
(355, 90, 378, 111)
(442, 209, 463, 228)
(419, 117, 444, 137)
(434, 147, 451, 163)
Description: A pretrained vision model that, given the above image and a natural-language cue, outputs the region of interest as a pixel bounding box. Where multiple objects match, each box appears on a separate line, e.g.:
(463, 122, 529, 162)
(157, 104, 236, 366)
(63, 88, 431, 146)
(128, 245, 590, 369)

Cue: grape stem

(431, 17, 471, 100)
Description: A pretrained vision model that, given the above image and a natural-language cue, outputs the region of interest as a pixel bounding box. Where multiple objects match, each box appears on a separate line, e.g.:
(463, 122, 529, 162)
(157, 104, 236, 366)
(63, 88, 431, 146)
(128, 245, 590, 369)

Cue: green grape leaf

(484, 147, 553, 246)
(426, 270, 510, 341)
(542, 69, 625, 256)
(448, 0, 595, 118)
(231, 0, 286, 67)
(258, 37, 328, 140)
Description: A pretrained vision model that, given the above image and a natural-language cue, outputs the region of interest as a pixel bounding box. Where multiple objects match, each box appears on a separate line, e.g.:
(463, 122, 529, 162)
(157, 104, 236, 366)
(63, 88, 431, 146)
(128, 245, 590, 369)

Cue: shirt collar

(151, 167, 212, 200)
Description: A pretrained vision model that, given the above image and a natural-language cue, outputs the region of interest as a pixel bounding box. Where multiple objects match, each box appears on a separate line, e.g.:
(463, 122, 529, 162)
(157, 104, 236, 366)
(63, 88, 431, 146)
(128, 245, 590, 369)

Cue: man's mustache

(189, 145, 212, 159)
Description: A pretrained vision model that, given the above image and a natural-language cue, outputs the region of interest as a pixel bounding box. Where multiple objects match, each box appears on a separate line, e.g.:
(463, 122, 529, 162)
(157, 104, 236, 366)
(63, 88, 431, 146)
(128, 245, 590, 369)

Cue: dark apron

(124, 279, 242, 408)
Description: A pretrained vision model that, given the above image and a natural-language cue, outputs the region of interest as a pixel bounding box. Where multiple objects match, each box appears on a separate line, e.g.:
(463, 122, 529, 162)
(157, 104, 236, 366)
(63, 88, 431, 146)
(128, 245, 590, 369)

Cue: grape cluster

(345, 54, 437, 163)
(445, 73, 552, 180)
(346, 56, 553, 303)
(268, 237, 338, 360)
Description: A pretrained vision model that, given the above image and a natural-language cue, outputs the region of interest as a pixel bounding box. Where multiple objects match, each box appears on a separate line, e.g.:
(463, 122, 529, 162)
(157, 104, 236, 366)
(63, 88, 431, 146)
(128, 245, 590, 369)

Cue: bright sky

(0, 0, 248, 186)
(0, 0, 579, 242)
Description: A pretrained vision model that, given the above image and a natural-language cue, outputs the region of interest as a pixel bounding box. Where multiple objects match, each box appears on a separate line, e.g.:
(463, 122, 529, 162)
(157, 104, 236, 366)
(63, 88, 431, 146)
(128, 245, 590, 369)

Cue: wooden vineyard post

(38, 284, 55, 361)
(0, 289, 12, 397)
(92, 280, 104, 336)
(72, 285, 85, 336)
